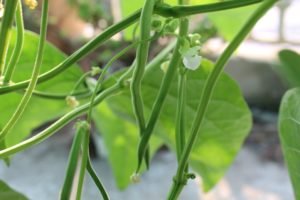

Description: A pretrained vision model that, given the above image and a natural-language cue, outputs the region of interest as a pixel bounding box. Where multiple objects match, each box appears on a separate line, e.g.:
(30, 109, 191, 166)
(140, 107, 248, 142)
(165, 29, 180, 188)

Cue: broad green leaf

(95, 59, 251, 191)
(278, 88, 300, 200)
(278, 49, 300, 87)
(0, 30, 84, 148)
(93, 102, 163, 189)
(0, 180, 28, 200)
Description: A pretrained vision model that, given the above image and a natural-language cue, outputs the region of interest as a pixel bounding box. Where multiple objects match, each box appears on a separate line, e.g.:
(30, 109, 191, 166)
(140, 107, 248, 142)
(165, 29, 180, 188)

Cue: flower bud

(24, 0, 38, 10)
(130, 173, 140, 184)
(160, 60, 170, 73)
(66, 96, 80, 108)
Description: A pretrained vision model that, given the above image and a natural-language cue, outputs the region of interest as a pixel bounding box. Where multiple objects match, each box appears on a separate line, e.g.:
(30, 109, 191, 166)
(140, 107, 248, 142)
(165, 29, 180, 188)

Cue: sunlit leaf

(278, 88, 300, 200)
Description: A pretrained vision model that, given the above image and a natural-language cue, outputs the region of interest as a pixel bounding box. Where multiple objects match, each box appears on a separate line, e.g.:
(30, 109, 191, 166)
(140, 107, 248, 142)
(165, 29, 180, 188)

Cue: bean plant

(0, 0, 290, 199)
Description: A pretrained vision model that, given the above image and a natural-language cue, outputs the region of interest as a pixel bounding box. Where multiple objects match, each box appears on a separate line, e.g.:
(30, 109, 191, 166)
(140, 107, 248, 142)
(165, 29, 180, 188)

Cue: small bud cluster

(66, 96, 80, 108)
(130, 173, 140, 184)
(24, 0, 38, 10)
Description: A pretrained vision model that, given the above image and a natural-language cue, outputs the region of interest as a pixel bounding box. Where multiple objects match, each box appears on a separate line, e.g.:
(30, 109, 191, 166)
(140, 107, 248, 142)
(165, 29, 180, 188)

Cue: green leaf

(0, 180, 28, 200)
(278, 88, 300, 200)
(278, 49, 300, 87)
(0, 30, 84, 148)
(93, 102, 163, 189)
(94, 59, 251, 191)
(206, 3, 257, 41)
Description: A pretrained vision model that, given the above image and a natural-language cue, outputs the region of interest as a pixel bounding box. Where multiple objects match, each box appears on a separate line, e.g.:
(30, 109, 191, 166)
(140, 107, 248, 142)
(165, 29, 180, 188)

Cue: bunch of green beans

(0, 0, 277, 199)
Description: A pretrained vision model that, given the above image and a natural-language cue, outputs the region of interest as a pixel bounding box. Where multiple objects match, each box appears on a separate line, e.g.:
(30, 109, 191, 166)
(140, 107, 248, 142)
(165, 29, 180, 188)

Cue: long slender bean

(0, 0, 49, 142)
(0, 0, 18, 75)
(76, 122, 90, 200)
(136, 18, 189, 173)
(168, 0, 277, 199)
(60, 122, 86, 200)
(3, 1, 24, 84)
(131, 0, 157, 169)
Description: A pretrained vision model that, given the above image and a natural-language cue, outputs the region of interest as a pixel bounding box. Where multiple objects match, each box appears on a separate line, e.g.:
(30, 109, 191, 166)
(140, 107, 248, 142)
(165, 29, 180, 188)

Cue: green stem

(175, 70, 187, 161)
(136, 18, 189, 173)
(0, 0, 263, 95)
(155, 0, 263, 18)
(0, 0, 49, 142)
(32, 90, 91, 100)
(3, 1, 24, 84)
(0, 41, 176, 159)
(69, 71, 92, 96)
(87, 153, 110, 200)
(76, 123, 89, 200)
(87, 42, 137, 123)
(169, 0, 277, 199)
(0, 0, 18, 76)
(60, 122, 86, 200)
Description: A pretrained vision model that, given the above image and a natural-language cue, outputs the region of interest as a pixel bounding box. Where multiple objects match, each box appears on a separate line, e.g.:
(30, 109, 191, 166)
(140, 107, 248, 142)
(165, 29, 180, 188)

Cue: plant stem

(0, 0, 263, 95)
(168, 0, 277, 199)
(87, 42, 137, 123)
(0, 0, 49, 142)
(0, 0, 18, 76)
(155, 0, 263, 17)
(175, 70, 187, 161)
(3, 1, 24, 84)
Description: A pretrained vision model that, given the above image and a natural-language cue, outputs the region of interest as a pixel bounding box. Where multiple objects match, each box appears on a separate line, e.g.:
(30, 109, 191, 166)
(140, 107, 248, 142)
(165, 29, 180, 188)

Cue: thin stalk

(87, 153, 110, 200)
(0, 42, 175, 159)
(0, 0, 49, 142)
(0, 0, 18, 76)
(87, 42, 137, 123)
(168, 0, 277, 199)
(175, 70, 187, 161)
(155, 0, 263, 18)
(69, 71, 92, 96)
(32, 90, 91, 100)
(3, 1, 24, 84)
(0, 0, 264, 95)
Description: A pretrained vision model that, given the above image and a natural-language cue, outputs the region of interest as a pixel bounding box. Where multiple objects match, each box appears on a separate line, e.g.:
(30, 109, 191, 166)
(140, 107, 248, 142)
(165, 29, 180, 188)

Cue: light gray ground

(0, 132, 294, 200)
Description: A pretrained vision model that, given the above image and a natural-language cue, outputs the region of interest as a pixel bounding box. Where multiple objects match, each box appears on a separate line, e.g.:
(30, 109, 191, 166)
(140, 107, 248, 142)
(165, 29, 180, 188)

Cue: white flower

(181, 46, 202, 71)
(24, 0, 38, 10)
(183, 54, 202, 71)
(0, 1, 4, 18)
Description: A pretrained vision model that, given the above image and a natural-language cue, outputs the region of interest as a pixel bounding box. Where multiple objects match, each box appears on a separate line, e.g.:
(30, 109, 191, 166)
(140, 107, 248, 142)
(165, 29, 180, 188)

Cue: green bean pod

(0, 0, 49, 142)
(131, 0, 157, 168)
(3, 1, 24, 84)
(0, 0, 18, 75)
(60, 121, 88, 200)
(168, 0, 278, 199)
